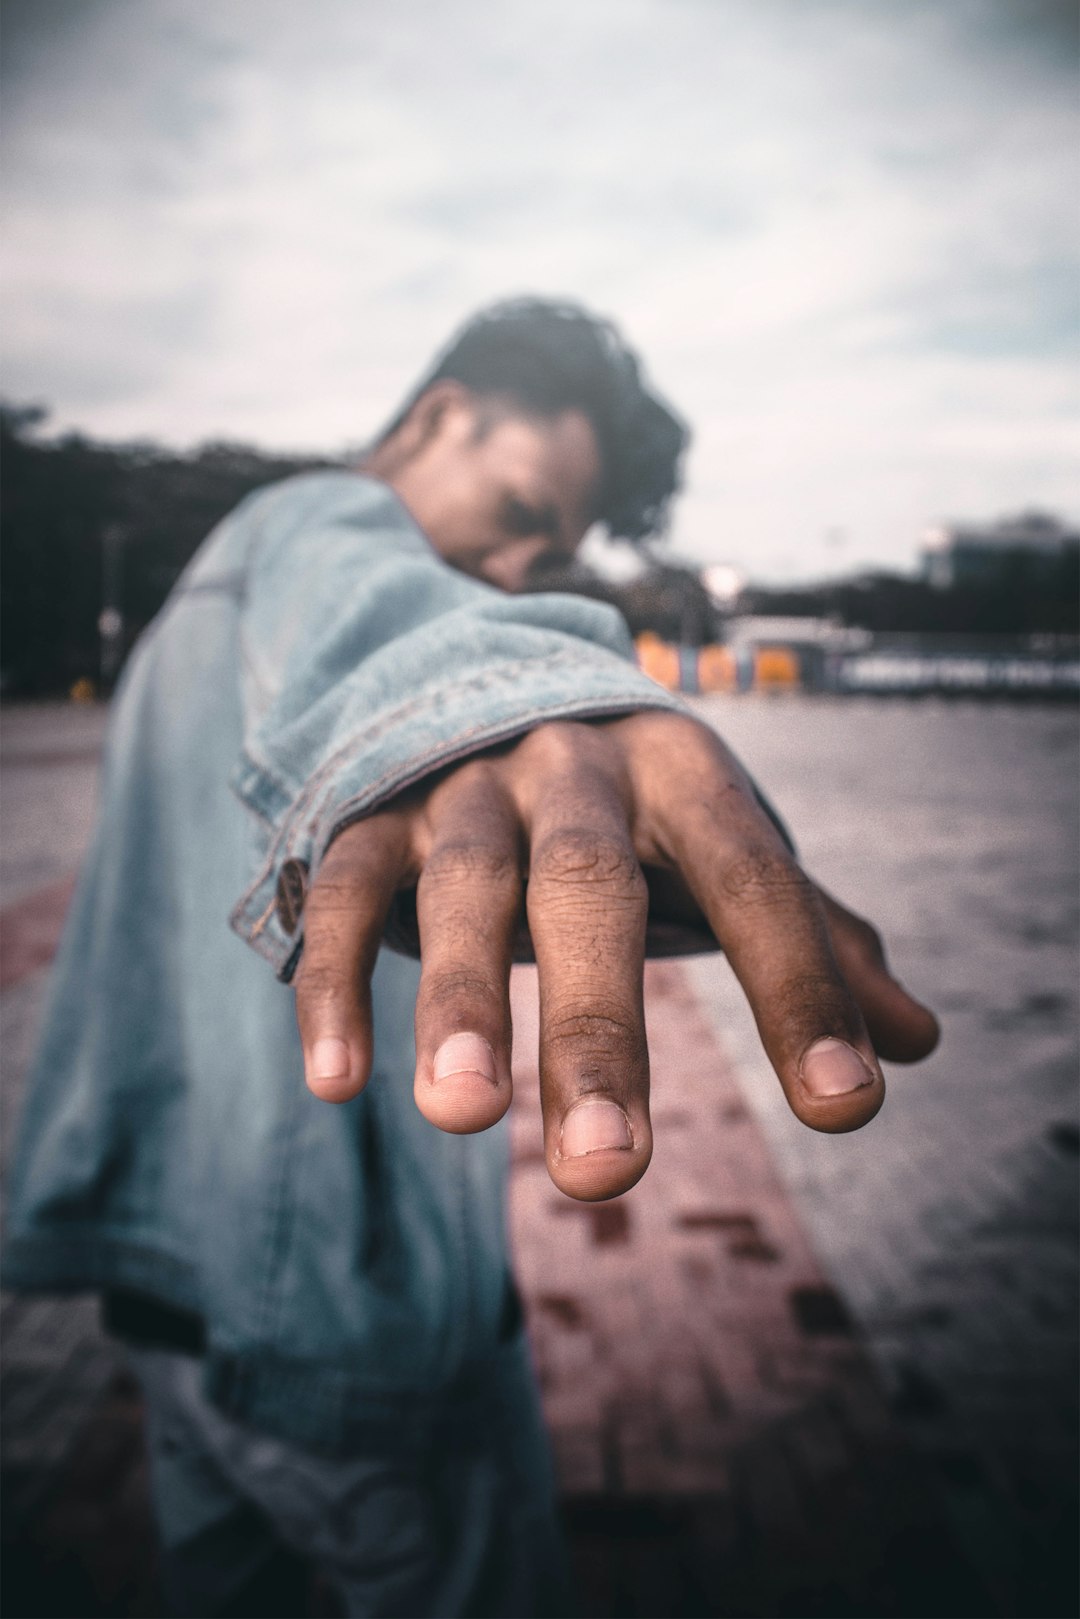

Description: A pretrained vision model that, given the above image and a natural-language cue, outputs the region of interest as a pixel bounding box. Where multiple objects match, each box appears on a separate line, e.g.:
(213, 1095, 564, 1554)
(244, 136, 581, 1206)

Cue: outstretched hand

(293, 712, 939, 1201)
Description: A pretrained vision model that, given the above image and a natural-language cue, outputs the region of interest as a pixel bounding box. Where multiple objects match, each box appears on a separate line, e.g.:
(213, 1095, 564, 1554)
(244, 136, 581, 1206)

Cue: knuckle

(294, 960, 346, 1007)
(422, 840, 519, 890)
(444, 754, 500, 790)
(515, 721, 625, 783)
(519, 721, 590, 768)
(721, 845, 809, 908)
(779, 971, 859, 1033)
(531, 828, 644, 895)
(425, 755, 502, 812)
(659, 711, 720, 761)
(422, 967, 500, 1018)
(307, 869, 376, 917)
(544, 1008, 644, 1066)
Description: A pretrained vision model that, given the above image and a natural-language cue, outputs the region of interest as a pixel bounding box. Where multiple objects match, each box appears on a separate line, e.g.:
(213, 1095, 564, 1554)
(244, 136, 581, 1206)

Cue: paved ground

(684, 695, 1079, 1616)
(1, 698, 1076, 1617)
(1, 707, 121, 1523)
(508, 962, 988, 1618)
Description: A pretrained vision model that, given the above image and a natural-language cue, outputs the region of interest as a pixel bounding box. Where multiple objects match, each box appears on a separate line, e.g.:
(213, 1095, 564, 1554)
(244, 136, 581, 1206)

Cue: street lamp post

(99, 524, 125, 691)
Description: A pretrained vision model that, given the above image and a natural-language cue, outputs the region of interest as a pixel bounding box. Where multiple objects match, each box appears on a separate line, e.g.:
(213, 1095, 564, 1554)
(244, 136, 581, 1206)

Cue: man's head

(361, 298, 688, 591)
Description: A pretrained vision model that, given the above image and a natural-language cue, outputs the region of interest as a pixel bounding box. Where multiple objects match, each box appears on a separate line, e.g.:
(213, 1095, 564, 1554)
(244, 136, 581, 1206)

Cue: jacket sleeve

(225, 475, 691, 979)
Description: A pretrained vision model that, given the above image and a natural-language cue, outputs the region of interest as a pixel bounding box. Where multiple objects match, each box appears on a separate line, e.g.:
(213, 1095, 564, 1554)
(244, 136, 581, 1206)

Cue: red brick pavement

(0, 876, 77, 990)
(509, 960, 986, 1617)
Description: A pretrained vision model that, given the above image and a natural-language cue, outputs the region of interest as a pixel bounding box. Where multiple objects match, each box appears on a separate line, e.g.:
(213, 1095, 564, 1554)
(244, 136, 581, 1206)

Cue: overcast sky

(2, 0, 1076, 580)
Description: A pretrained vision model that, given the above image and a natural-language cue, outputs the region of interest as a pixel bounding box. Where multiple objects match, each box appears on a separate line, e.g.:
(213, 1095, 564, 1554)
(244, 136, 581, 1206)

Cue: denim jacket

(5, 472, 698, 1453)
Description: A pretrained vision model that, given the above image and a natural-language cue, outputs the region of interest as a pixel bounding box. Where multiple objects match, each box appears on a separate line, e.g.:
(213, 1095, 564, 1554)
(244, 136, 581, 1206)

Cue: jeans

(131, 1340, 576, 1619)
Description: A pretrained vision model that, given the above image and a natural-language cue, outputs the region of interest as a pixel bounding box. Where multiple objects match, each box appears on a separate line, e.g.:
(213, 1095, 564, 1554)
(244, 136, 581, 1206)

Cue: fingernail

(560, 1098, 633, 1158)
(801, 1037, 875, 1097)
(310, 1038, 351, 1084)
(433, 1032, 497, 1085)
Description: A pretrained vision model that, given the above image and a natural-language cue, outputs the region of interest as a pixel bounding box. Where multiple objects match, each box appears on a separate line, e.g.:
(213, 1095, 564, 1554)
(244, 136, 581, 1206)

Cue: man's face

(385, 392, 602, 593)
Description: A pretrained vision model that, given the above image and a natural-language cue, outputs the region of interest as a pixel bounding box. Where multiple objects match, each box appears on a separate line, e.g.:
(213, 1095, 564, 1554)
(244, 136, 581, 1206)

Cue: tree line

(1, 406, 336, 694)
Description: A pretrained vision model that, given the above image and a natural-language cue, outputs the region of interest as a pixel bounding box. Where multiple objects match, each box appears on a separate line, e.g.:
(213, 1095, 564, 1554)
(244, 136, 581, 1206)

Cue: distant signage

(838, 655, 1080, 695)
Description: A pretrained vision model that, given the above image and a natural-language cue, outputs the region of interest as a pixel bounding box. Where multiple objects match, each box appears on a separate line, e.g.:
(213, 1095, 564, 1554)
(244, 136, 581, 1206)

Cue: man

(6, 298, 938, 1616)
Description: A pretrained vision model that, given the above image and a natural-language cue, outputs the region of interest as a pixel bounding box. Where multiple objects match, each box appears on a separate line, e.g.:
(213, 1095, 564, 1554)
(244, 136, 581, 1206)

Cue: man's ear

(399, 380, 475, 457)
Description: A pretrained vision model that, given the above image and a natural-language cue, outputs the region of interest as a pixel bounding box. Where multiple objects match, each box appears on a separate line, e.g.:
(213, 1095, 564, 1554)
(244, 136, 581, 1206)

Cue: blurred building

(921, 512, 1080, 590)
(721, 615, 871, 656)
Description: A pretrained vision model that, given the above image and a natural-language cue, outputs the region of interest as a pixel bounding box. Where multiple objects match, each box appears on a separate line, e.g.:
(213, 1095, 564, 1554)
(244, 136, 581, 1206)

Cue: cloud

(1, 0, 1076, 579)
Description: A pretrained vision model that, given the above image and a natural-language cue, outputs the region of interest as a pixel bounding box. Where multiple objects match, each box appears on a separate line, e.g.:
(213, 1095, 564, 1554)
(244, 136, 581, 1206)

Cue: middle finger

(523, 763, 652, 1202)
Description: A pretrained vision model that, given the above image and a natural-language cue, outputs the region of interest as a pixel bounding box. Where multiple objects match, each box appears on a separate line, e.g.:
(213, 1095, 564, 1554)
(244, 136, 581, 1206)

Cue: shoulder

(254, 470, 414, 527)
(223, 472, 438, 606)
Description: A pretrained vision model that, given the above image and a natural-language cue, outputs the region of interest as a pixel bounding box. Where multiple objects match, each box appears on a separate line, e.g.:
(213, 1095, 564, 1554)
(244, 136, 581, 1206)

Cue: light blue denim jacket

(6, 471, 698, 1452)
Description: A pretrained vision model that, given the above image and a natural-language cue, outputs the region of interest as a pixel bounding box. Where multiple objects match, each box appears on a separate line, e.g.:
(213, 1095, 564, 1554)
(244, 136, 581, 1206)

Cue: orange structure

(636, 635, 802, 694)
(697, 644, 739, 693)
(753, 646, 801, 690)
(635, 632, 682, 691)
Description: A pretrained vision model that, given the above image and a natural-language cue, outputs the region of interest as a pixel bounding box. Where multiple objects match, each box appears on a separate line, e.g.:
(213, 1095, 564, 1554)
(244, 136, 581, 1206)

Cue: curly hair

(378, 297, 689, 545)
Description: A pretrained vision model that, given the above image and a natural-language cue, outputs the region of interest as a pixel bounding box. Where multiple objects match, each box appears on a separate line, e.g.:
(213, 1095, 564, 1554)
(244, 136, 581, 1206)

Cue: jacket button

(276, 858, 309, 933)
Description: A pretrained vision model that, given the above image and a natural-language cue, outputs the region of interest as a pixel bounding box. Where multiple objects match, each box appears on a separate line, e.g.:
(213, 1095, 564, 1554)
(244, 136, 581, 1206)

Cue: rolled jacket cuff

(229, 646, 687, 980)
